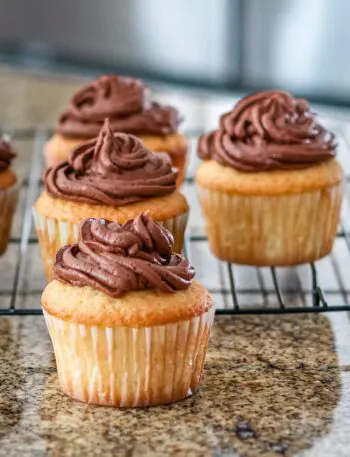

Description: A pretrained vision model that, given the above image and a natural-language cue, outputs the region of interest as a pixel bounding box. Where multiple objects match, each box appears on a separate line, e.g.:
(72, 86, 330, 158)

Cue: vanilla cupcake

(196, 90, 344, 266)
(44, 75, 188, 186)
(34, 119, 188, 281)
(42, 215, 214, 407)
(0, 138, 19, 255)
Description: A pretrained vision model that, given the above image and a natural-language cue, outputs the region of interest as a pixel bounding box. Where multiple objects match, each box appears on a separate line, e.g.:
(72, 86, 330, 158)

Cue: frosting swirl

(57, 75, 182, 137)
(0, 137, 16, 171)
(44, 119, 177, 206)
(198, 90, 336, 171)
(54, 214, 195, 297)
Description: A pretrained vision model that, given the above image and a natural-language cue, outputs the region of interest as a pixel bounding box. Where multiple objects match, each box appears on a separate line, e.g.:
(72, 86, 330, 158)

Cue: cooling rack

(0, 127, 350, 316)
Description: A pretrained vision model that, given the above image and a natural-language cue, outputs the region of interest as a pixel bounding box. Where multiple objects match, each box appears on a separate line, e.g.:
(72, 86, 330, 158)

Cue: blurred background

(0, 0, 349, 106)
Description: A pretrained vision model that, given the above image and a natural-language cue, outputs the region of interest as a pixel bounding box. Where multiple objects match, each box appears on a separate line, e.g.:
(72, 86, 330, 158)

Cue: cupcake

(34, 119, 189, 281)
(0, 137, 19, 255)
(196, 90, 344, 266)
(41, 214, 214, 407)
(44, 75, 188, 186)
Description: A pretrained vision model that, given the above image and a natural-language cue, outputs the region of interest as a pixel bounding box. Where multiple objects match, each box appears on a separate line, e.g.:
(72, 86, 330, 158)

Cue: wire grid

(0, 127, 350, 316)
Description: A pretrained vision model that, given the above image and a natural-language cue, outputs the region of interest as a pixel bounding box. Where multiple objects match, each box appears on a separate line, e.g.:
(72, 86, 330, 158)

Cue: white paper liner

(197, 183, 344, 266)
(0, 181, 19, 254)
(33, 208, 188, 281)
(43, 306, 215, 407)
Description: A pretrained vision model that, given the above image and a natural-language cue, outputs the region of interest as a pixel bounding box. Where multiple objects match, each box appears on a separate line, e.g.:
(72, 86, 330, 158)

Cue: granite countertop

(1, 67, 350, 456)
(1, 312, 350, 457)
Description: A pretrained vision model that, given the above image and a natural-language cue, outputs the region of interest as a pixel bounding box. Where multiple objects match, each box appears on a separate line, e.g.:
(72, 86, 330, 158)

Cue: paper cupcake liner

(197, 183, 344, 266)
(43, 306, 215, 407)
(33, 208, 188, 281)
(0, 182, 19, 255)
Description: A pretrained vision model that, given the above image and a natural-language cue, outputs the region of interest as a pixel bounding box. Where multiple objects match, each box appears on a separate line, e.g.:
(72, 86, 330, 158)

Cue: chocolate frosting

(0, 137, 16, 171)
(57, 75, 182, 137)
(44, 119, 177, 206)
(54, 214, 195, 297)
(198, 90, 336, 171)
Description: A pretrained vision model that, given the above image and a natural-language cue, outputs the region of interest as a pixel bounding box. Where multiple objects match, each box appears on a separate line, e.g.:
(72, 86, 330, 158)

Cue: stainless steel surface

(242, 0, 350, 97)
(0, 0, 239, 84)
(1, 0, 350, 99)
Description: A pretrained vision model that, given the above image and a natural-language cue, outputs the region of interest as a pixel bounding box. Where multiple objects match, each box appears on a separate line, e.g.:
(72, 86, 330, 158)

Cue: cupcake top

(198, 90, 336, 172)
(0, 137, 16, 171)
(44, 119, 178, 206)
(56, 75, 182, 138)
(54, 214, 195, 297)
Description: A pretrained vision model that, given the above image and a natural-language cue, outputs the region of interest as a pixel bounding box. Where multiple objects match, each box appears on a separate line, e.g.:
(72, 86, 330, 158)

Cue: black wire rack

(1, 127, 350, 316)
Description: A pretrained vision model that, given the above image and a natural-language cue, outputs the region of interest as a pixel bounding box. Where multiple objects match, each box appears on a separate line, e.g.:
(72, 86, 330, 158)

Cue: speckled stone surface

(0, 313, 349, 457)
